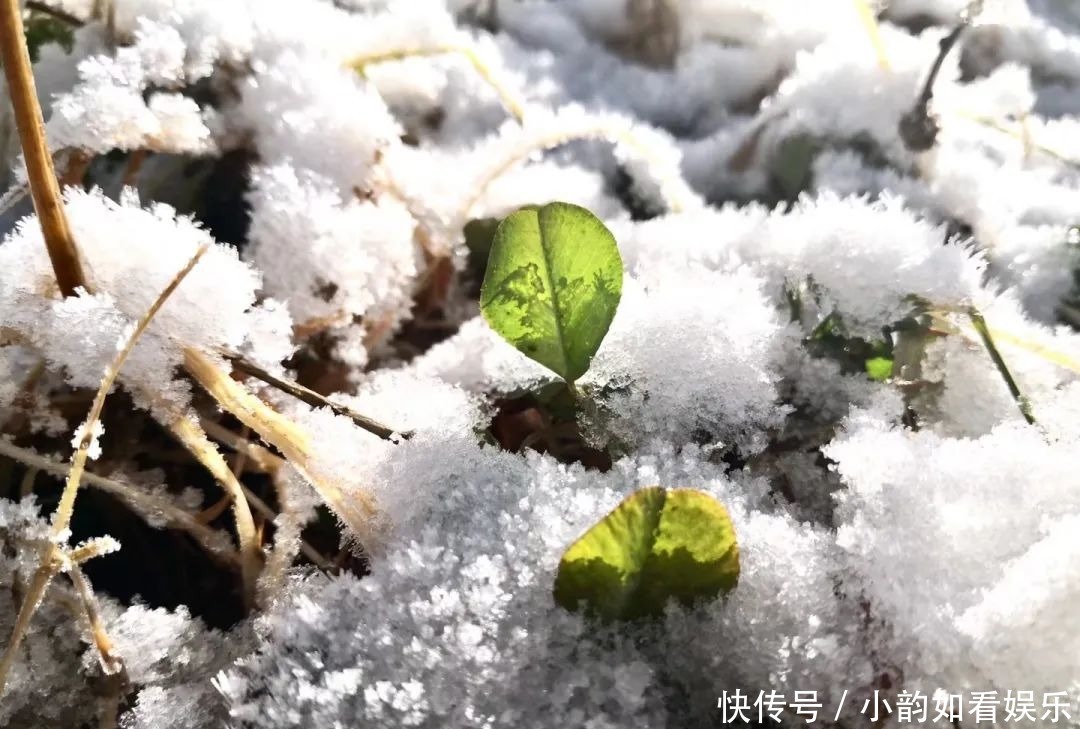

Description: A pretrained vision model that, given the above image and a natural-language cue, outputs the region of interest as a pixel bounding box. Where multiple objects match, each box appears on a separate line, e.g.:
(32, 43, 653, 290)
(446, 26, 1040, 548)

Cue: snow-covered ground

(2, 1, 1080, 727)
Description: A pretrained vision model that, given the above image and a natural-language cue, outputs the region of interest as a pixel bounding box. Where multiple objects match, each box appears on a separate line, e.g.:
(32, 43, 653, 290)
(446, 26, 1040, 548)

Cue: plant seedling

(554, 486, 740, 621)
(480, 202, 623, 385)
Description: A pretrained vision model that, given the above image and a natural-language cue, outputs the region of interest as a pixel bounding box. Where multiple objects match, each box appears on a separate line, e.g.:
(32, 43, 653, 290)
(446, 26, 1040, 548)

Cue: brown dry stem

(0, 246, 210, 698)
(349, 46, 525, 123)
(0, 0, 87, 296)
(0, 439, 239, 564)
(184, 348, 380, 548)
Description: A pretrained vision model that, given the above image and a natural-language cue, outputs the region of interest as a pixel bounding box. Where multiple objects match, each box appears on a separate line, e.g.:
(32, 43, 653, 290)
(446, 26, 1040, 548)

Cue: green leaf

(25, 11, 74, 63)
(770, 133, 819, 200)
(865, 356, 894, 381)
(554, 487, 739, 621)
(480, 202, 622, 383)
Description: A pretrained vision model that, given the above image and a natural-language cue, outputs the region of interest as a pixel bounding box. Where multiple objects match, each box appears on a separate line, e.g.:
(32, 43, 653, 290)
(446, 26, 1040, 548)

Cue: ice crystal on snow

(4, 0, 1080, 726)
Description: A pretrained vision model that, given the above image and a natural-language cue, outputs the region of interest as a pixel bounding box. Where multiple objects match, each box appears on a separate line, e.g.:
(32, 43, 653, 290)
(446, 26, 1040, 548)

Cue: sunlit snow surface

(2, 0, 1080, 726)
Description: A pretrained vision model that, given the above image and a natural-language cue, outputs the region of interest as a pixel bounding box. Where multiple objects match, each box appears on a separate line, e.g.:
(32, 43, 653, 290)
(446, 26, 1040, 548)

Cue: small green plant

(787, 279, 938, 385)
(553, 486, 740, 621)
(804, 311, 896, 382)
(480, 205, 740, 606)
(24, 9, 75, 62)
(480, 202, 623, 385)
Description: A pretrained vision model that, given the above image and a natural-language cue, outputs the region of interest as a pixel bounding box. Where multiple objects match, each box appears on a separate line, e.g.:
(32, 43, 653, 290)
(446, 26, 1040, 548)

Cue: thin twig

(0, 180, 29, 218)
(967, 307, 1036, 425)
(460, 122, 698, 224)
(0, 438, 238, 563)
(220, 351, 408, 441)
(167, 416, 260, 609)
(292, 310, 351, 340)
(950, 111, 1080, 172)
(19, 467, 37, 497)
(66, 563, 123, 675)
(194, 424, 252, 524)
(67, 536, 118, 565)
(917, 24, 966, 111)
(199, 418, 285, 474)
(240, 483, 331, 570)
(349, 45, 525, 123)
(898, 18, 969, 152)
(184, 349, 379, 544)
(26, 1, 86, 27)
(53, 245, 209, 533)
(195, 493, 232, 524)
(0, 246, 212, 698)
(0, 0, 87, 296)
(852, 0, 891, 71)
(0, 557, 56, 696)
(186, 349, 314, 464)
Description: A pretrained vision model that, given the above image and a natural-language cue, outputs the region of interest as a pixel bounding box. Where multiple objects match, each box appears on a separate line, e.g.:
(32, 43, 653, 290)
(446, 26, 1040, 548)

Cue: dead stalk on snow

(0, 0, 87, 296)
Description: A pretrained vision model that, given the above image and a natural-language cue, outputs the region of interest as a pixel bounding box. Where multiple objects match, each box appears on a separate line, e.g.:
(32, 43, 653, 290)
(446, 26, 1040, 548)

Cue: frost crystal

(4, 0, 1080, 726)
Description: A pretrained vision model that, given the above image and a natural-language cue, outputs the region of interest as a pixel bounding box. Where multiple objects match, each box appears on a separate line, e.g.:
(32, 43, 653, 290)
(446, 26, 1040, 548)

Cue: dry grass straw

(0, 0, 87, 296)
(348, 45, 526, 123)
(0, 245, 212, 698)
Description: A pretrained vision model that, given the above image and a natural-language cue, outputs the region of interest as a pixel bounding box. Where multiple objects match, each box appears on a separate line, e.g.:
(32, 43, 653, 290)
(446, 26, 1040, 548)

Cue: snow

(3, 0, 1080, 726)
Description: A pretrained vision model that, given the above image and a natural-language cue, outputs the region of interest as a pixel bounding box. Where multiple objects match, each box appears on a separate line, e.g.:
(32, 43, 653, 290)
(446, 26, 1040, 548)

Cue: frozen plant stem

(184, 348, 381, 548)
(3, 3, 267, 606)
(461, 125, 694, 226)
(221, 350, 407, 440)
(200, 418, 285, 473)
(968, 307, 1036, 425)
(0, 246, 213, 699)
(918, 23, 966, 110)
(67, 563, 123, 675)
(240, 483, 331, 570)
(349, 46, 525, 123)
(25, 1, 86, 27)
(168, 415, 261, 608)
(898, 18, 967, 152)
(851, 0, 890, 71)
(0, 439, 241, 565)
(53, 246, 210, 532)
(0, 0, 87, 296)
